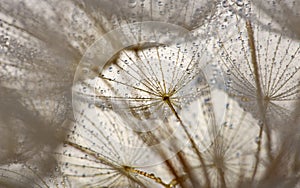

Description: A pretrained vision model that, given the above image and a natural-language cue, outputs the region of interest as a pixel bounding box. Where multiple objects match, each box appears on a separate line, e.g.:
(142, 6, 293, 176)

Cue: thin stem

(217, 166, 227, 188)
(64, 141, 148, 188)
(246, 20, 273, 180)
(164, 97, 211, 188)
(124, 166, 182, 188)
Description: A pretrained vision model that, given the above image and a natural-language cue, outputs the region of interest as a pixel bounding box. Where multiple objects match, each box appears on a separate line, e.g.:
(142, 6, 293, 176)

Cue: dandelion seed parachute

(74, 21, 223, 158)
(56, 107, 184, 187)
(213, 1, 300, 130)
(67, 21, 227, 187)
(182, 96, 268, 187)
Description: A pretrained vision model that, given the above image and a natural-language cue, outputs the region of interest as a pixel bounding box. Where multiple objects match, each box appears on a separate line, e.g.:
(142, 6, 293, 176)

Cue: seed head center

(162, 94, 170, 101)
(264, 95, 270, 102)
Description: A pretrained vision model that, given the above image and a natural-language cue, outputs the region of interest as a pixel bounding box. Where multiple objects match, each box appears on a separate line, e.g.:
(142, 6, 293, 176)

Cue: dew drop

(128, 0, 137, 8)
(210, 78, 216, 84)
(235, 0, 244, 6)
(82, 67, 89, 74)
(222, 0, 229, 7)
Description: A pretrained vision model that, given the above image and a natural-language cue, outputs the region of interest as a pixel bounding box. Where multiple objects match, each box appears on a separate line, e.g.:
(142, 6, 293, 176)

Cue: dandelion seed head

(215, 4, 300, 128)
(1, 0, 299, 187)
(184, 96, 268, 187)
(73, 21, 227, 168)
